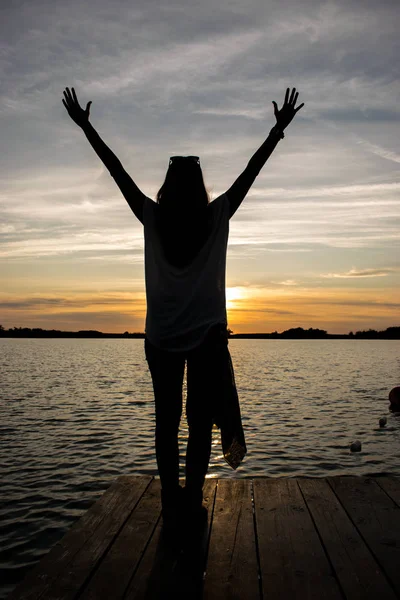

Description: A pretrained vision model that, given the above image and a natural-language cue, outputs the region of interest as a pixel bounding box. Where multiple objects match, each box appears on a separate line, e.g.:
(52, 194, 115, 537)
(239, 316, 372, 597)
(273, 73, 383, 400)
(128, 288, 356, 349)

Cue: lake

(1, 338, 399, 598)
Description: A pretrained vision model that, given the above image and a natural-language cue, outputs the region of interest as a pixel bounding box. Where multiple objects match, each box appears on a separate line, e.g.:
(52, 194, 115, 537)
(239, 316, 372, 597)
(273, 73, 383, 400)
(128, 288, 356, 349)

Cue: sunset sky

(1, 0, 399, 334)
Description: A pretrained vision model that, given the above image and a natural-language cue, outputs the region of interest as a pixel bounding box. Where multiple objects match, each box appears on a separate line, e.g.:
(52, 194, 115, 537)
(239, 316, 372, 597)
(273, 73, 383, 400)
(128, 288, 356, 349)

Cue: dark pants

(144, 323, 230, 497)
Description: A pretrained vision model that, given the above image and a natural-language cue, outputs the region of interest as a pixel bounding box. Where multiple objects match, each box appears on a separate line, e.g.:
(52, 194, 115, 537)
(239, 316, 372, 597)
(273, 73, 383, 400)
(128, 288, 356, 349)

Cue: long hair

(156, 157, 210, 211)
(155, 158, 211, 267)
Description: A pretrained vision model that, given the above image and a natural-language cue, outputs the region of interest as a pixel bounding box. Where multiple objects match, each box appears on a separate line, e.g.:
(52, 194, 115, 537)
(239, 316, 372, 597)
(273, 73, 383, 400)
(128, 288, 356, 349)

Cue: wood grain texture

(328, 476, 400, 598)
(9, 476, 400, 600)
(124, 478, 217, 600)
(299, 477, 397, 600)
(254, 478, 342, 600)
(7, 475, 152, 600)
(203, 479, 259, 600)
(79, 478, 162, 600)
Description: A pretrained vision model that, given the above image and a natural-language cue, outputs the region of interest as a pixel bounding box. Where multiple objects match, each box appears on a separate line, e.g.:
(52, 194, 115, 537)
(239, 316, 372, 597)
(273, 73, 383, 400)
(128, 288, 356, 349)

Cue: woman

(62, 86, 304, 532)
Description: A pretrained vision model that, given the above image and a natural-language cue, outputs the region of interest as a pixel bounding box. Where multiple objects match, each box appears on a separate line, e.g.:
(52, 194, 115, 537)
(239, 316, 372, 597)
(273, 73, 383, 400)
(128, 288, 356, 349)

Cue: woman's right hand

(62, 87, 92, 128)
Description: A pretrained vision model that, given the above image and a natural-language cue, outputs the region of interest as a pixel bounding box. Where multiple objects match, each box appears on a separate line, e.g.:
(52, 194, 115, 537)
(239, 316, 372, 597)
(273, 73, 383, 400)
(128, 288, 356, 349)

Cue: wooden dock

(8, 475, 400, 599)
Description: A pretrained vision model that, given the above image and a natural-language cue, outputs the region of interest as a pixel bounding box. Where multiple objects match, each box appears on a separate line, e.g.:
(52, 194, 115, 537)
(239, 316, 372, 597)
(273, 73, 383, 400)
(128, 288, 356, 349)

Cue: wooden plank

(41, 475, 154, 600)
(328, 475, 400, 598)
(79, 478, 162, 599)
(169, 478, 217, 600)
(8, 475, 152, 600)
(124, 478, 217, 599)
(374, 476, 400, 507)
(9, 476, 400, 600)
(203, 478, 259, 600)
(299, 477, 398, 600)
(254, 478, 342, 600)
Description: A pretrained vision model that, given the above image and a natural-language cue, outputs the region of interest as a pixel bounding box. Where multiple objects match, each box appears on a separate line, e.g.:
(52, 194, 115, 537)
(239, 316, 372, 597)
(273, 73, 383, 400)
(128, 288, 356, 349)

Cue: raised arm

(62, 87, 146, 224)
(226, 87, 304, 218)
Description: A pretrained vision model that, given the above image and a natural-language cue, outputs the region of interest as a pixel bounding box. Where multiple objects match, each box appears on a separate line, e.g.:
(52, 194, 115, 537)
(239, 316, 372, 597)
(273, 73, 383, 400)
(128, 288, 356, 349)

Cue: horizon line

(2, 325, 400, 337)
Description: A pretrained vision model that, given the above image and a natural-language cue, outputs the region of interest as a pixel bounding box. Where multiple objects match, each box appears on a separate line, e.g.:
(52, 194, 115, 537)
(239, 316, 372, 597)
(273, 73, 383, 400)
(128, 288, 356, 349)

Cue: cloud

(322, 267, 396, 279)
(0, 237, 145, 259)
(1, 0, 399, 332)
(192, 107, 267, 120)
(317, 108, 400, 124)
(0, 293, 146, 311)
(245, 182, 400, 202)
(352, 136, 400, 165)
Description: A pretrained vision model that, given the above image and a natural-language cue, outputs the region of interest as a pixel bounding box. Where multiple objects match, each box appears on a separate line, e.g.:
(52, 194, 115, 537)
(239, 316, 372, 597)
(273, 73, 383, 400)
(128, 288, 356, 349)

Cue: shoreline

(1, 333, 400, 340)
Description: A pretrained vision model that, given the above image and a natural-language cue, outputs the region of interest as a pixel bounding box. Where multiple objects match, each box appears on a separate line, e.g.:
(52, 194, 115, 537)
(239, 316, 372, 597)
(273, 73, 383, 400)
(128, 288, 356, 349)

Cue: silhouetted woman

(62, 86, 304, 533)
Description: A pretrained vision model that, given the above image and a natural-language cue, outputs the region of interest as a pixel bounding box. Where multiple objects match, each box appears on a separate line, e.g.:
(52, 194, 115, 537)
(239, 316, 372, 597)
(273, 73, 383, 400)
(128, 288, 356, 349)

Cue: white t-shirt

(143, 193, 229, 352)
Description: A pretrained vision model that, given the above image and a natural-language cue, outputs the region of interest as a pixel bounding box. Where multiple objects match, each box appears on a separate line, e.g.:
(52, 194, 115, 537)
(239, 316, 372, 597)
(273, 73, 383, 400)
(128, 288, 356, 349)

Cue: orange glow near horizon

(226, 285, 400, 334)
(1, 285, 399, 335)
(1, 1, 399, 345)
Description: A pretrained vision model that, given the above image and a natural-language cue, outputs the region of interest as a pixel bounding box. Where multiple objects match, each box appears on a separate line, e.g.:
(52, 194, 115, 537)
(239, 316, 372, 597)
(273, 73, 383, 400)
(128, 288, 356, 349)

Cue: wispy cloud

(0, 292, 145, 310)
(352, 136, 400, 165)
(273, 280, 298, 286)
(322, 268, 396, 279)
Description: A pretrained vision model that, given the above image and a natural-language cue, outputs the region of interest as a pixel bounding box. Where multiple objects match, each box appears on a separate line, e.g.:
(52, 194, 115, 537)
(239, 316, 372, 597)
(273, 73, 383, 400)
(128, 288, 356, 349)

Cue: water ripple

(0, 337, 399, 599)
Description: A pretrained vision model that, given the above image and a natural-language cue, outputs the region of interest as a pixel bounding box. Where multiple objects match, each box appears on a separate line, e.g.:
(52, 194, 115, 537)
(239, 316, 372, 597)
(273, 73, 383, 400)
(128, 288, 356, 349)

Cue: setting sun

(226, 287, 247, 309)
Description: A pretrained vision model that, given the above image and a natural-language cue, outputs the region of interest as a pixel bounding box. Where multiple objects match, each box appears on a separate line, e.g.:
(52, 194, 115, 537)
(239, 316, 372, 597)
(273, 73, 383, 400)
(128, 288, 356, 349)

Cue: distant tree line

(1, 325, 399, 339)
(229, 326, 400, 339)
(0, 325, 145, 338)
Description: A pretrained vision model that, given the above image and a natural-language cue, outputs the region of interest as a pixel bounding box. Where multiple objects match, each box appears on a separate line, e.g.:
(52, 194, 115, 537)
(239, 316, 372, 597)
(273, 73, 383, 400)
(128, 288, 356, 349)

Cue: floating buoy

(379, 417, 387, 428)
(389, 386, 400, 411)
(350, 440, 362, 452)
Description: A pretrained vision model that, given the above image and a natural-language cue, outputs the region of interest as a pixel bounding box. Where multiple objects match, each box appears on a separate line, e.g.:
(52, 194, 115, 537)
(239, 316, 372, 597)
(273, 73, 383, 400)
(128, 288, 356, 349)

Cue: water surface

(1, 338, 399, 598)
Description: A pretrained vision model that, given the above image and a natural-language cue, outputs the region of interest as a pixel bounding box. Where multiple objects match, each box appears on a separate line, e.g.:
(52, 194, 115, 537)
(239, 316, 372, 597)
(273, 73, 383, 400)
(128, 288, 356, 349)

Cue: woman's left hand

(272, 87, 304, 130)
